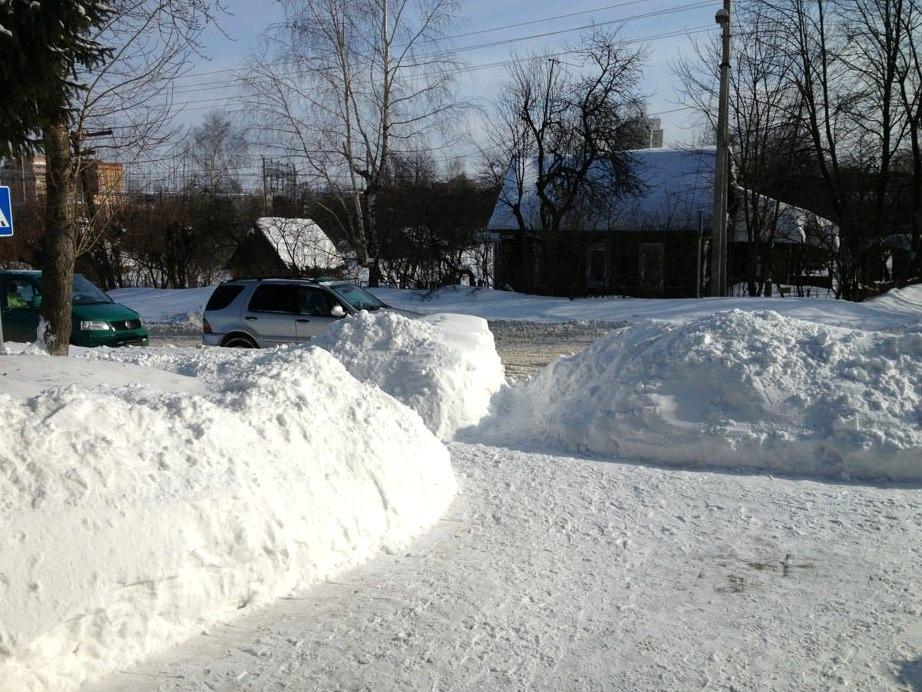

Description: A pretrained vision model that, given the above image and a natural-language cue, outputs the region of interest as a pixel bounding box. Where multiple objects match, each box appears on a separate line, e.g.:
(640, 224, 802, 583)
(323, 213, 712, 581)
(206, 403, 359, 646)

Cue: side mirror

(330, 304, 346, 318)
(30, 295, 42, 309)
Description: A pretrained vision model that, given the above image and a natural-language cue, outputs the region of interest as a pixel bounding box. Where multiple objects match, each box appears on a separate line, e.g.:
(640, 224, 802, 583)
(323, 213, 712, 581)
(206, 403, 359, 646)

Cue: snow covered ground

(2, 284, 921, 690)
(109, 283, 922, 330)
(89, 443, 922, 691)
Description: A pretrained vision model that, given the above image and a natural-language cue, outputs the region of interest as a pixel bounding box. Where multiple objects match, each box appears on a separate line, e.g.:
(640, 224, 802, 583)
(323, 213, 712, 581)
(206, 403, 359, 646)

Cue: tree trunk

(40, 118, 78, 355)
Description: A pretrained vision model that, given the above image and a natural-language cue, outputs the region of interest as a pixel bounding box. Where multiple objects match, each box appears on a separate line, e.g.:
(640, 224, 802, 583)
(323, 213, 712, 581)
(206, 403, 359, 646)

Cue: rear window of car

(248, 284, 299, 313)
(206, 285, 245, 311)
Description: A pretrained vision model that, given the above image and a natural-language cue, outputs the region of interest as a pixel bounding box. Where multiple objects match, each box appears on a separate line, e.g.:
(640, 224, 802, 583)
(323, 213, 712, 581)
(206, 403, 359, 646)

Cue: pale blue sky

(173, 0, 716, 171)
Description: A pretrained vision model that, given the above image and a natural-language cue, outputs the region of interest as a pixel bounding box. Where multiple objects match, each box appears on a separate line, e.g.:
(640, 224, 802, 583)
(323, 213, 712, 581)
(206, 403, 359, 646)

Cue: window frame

(247, 283, 301, 315)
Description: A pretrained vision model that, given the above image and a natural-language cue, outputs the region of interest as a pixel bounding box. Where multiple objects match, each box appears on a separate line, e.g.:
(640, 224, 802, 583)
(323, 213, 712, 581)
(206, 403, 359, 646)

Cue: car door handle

(296, 318, 310, 323)
(245, 316, 258, 321)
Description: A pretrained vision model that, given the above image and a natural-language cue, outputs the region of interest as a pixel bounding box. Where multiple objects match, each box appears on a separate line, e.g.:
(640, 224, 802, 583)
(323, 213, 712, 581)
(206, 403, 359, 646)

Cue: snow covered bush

(479, 310, 922, 481)
(0, 349, 456, 691)
(313, 311, 506, 439)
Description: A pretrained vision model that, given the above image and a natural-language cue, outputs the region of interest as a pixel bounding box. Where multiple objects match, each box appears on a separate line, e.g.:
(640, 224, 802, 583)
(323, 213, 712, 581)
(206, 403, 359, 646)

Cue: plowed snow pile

(0, 349, 455, 691)
(481, 310, 922, 481)
(312, 311, 506, 439)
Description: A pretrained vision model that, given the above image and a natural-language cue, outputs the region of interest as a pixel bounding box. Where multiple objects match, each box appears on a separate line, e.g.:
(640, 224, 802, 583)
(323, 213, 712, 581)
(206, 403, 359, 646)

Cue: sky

(169, 0, 718, 180)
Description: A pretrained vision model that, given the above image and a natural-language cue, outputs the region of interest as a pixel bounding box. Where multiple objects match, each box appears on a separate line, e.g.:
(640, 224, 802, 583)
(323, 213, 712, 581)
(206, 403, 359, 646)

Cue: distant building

(226, 217, 351, 279)
(639, 117, 664, 149)
(0, 156, 125, 213)
(0, 155, 47, 206)
(83, 161, 125, 212)
(487, 147, 834, 298)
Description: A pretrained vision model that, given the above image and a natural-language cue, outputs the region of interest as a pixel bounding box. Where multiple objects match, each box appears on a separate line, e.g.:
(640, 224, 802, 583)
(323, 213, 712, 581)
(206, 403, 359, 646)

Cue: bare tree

(757, 0, 910, 298)
(676, 6, 806, 296)
(188, 111, 250, 194)
(243, 0, 459, 285)
(895, 0, 922, 281)
(489, 30, 647, 235)
(39, 0, 223, 353)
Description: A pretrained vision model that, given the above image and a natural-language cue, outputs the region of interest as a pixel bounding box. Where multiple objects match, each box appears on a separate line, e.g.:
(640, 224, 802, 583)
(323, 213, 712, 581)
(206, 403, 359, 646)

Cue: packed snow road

(90, 442, 922, 690)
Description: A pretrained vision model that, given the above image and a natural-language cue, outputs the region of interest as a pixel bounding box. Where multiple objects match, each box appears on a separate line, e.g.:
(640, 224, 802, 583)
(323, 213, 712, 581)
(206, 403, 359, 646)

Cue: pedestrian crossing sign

(0, 186, 12, 237)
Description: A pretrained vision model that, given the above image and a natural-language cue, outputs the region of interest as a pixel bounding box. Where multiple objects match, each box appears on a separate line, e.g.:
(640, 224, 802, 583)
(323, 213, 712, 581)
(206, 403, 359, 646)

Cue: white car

(202, 278, 418, 348)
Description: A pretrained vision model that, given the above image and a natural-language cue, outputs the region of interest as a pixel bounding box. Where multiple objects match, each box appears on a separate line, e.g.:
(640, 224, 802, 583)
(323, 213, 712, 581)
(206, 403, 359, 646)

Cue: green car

(0, 270, 149, 347)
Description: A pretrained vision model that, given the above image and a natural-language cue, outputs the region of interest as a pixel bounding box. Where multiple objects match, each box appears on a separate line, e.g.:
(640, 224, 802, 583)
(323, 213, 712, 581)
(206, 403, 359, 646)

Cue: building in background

(0, 155, 47, 206)
(82, 161, 125, 213)
(639, 118, 664, 149)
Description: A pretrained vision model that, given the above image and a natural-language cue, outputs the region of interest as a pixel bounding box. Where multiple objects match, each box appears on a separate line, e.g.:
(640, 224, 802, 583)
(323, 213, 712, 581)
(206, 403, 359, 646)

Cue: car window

(300, 287, 337, 316)
(206, 285, 245, 311)
(4, 279, 38, 310)
(71, 275, 112, 305)
(248, 284, 299, 314)
(330, 284, 385, 311)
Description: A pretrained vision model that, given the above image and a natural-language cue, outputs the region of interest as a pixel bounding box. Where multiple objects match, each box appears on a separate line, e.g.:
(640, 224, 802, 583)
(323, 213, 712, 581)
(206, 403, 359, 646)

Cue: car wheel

(223, 334, 257, 348)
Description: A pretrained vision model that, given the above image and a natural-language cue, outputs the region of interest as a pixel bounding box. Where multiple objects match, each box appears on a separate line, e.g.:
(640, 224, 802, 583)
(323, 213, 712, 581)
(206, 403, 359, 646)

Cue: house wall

(495, 230, 706, 298)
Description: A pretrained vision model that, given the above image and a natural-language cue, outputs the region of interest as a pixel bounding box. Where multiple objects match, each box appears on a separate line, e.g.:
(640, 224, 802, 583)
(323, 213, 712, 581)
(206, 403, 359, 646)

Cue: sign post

(0, 185, 13, 347)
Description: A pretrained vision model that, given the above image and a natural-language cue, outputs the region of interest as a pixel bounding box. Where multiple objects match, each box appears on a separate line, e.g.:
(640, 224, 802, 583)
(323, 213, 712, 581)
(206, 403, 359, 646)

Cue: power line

(166, 1, 714, 96)
(167, 0, 668, 87)
(147, 25, 717, 114)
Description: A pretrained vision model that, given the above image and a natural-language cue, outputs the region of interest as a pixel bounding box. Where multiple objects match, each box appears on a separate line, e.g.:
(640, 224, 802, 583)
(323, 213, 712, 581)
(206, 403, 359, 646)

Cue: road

(149, 320, 617, 382)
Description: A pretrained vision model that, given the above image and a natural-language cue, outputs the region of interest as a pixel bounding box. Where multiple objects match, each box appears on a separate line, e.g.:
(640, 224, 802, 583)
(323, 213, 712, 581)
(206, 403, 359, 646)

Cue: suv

(203, 278, 415, 348)
(0, 270, 149, 347)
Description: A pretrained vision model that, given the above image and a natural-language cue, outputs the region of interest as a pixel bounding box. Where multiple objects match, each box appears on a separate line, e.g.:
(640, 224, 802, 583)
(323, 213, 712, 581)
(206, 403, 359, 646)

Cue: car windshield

(71, 275, 112, 305)
(330, 284, 386, 311)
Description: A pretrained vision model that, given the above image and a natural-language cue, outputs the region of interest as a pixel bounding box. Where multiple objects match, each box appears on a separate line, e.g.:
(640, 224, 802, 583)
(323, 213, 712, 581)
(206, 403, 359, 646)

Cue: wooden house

(487, 148, 835, 298)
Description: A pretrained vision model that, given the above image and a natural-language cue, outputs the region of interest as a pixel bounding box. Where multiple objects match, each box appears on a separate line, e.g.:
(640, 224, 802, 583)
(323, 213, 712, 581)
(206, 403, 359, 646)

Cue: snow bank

(0, 349, 455, 691)
(108, 286, 213, 326)
(312, 311, 505, 439)
(870, 282, 922, 315)
(372, 285, 922, 330)
(479, 311, 922, 481)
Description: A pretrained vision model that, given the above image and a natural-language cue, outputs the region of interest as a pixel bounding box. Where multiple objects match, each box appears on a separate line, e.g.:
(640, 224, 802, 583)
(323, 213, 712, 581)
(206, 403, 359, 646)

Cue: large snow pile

(312, 311, 505, 439)
(478, 310, 922, 481)
(0, 350, 455, 691)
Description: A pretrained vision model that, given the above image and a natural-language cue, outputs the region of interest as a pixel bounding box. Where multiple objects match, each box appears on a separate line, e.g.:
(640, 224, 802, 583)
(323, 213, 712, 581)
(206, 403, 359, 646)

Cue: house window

(586, 244, 608, 290)
(638, 243, 665, 295)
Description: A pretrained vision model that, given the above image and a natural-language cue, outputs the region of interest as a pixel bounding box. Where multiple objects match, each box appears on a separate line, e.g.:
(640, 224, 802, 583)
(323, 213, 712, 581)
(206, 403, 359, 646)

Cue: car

(0, 270, 150, 347)
(202, 277, 418, 348)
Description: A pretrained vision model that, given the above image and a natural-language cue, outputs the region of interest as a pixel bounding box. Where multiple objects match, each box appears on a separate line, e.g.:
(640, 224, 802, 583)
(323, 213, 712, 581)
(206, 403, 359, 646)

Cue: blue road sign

(0, 186, 12, 237)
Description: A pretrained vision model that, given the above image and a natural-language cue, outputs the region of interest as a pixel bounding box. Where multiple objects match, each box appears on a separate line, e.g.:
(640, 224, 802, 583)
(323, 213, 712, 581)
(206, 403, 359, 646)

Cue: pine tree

(1, 1, 110, 353)
(0, 1, 111, 155)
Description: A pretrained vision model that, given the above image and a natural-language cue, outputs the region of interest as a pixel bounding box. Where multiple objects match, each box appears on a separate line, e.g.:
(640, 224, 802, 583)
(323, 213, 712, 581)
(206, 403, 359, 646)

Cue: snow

(5, 280, 922, 690)
(312, 311, 506, 439)
(107, 281, 922, 332)
(0, 348, 456, 691)
(372, 284, 922, 331)
(472, 310, 922, 482)
(254, 217, 345, 272)
(108, 286, 212, 326)
(88, 443, 922, 691)
(487, 147, 836, 245)
(871, 282, 922, 314)
(487, 148, 717, 232)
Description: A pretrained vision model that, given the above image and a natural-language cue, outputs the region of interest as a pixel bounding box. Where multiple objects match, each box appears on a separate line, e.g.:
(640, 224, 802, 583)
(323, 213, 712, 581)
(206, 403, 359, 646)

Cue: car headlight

(80, 320, 113, 331)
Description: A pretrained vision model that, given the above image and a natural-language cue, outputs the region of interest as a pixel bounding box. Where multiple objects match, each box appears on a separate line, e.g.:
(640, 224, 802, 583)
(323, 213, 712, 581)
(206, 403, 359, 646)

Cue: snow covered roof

(255, 217, 345, 271)
(730, 188, 838, 249)
(488, 148, 837, 246)
(487, 148, 717, 233)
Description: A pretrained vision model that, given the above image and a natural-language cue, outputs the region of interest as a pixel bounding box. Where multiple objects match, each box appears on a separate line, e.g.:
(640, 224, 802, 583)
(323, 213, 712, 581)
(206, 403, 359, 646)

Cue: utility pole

(710, 0, 731, 297)
(261, 155, 268, 216)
